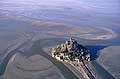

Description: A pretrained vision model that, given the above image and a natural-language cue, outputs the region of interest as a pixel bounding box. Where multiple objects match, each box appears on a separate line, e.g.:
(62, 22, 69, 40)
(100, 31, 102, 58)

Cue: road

(82, 61, 96, 79)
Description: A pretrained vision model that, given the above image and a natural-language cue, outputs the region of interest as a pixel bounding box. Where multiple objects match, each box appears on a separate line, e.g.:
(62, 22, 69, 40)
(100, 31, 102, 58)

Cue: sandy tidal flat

(97, 46, 120, 79)
(29, 20, 117, 40)
(3, 53, 65, 79)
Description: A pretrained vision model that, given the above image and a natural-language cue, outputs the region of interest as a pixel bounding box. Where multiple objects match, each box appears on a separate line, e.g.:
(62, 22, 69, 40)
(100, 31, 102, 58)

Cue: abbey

(51, 38, 90, 62)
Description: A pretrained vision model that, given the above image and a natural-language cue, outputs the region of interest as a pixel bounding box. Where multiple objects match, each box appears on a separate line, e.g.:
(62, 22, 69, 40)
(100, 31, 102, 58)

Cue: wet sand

(0, 12, 120, 79)
(97, 46, 120, 79)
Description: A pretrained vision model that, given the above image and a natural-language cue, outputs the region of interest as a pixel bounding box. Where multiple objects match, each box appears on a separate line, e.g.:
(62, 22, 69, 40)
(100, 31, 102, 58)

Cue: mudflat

(97, 46, 120, 79)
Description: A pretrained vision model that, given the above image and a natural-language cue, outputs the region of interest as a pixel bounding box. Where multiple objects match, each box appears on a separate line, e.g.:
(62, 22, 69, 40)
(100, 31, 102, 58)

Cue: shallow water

(0, 0, 120, 79)
(0, 0, 120, 28)
(0, 0, 120, 42)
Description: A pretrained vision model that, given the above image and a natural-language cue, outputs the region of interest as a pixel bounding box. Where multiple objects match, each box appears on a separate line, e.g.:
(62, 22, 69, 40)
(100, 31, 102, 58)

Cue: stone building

(51, 38, 90, 62)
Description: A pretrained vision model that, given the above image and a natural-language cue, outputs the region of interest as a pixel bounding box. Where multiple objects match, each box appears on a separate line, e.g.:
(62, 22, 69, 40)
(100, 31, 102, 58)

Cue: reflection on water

(0, 0, 120, 29)
(0, 0, 120, 79)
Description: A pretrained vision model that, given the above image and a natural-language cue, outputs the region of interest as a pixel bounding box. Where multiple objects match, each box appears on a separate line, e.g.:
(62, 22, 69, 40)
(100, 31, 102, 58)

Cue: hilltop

(51, 38, 90, 62)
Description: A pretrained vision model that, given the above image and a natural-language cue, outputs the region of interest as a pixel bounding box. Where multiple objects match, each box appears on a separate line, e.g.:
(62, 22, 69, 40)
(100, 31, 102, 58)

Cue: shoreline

(42, 39, 116, 79)
(0, 16, 118, 78)
(0, 37, 117, 79)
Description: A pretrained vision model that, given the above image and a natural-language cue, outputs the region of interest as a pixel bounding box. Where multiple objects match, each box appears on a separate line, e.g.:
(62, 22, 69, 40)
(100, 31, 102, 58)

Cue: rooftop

(51, 38, 90, 62)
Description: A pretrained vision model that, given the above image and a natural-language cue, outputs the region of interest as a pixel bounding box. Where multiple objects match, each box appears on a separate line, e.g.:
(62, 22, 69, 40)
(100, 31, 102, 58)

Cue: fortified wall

(51, 38, 90, 62)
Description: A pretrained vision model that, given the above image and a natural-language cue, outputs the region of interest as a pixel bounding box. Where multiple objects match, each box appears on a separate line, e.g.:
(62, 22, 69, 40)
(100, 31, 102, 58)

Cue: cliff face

(51, 38, 90, 62)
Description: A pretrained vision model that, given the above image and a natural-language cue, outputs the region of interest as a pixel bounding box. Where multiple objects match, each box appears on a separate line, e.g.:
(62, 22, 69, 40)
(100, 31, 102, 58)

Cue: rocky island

(51, 38, 90, 62)
(51, 38, 96, 79)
